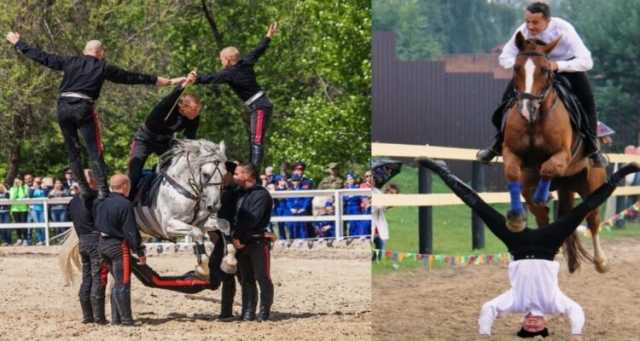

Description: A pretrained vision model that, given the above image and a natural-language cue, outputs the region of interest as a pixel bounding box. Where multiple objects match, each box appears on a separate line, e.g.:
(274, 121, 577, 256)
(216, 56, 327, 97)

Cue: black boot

(219, 276, 236, 321)
(80, 297, 94, 323)
(258, 304, 271, 322)
(476, 134, 503, 164)
(250, 144, 264, 171)
(113, 289, 134, 326)
(241, 283, 257, 321)
(91, 296, 108, 325)
(91, 161, 110, 200)
(110, 293, 121, 325)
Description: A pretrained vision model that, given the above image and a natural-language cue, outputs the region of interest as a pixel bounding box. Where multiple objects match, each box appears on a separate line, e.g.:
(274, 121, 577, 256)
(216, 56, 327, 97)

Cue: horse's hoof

(595, 260, 609, 273)
(506, 210, 526, 232)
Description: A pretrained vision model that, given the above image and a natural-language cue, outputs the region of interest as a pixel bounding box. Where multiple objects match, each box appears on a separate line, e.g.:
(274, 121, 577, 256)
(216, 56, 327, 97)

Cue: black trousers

(127, 128, 172, 192)
(11, 211, 28, 240)
(248, 96, 272, 169)
(422, 159, 619, 254)
(237, 240, 274, 311)
(79, 233, 105, 301)
(57, 97, 110, 193)
(491, 72, 597, 152)
(99, 237, 133, 323)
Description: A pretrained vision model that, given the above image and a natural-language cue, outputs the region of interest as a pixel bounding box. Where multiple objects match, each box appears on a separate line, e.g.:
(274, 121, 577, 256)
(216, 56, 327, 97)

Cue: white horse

(60, 139, 230, 286)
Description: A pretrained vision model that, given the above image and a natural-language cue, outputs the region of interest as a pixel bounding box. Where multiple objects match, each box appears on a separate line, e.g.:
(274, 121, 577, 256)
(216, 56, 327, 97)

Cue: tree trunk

(4, 144, 21, 188)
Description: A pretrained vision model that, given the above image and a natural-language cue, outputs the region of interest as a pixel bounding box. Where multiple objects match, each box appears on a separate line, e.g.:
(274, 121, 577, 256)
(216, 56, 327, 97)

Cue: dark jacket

(94, 193, 144, 256)
(68, 196, 97, 236)
(143, 85, 199, 138)
(15, 41, 157, 100)
(231, 185, 272, 244)
(196, 37, 270, 101)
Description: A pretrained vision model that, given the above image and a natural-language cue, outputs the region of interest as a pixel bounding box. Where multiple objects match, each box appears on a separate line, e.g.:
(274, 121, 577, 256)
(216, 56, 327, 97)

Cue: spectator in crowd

(372, 183, 399, 262)
(10, 176, 29, 246)
(343, 172, 362, 237)
(287, 174, 312, 239)
(318, 162, 344, 190)
(273, 176, 289, 240)
(24, 174, 34, 188)
(49, 179, 70, 233)
(360, 170, 374, 189)
(41, 177, 54, 193)
(264, 166, 274, 185)
(0, 184, 11, 246)
(63, 168, 77, 191)
(290, 162, 315, 237)
(313, 196, 336, 238)
(29, 177, 47, 245)
(260, 174, 269, 187)
(279, 161, 290, 181)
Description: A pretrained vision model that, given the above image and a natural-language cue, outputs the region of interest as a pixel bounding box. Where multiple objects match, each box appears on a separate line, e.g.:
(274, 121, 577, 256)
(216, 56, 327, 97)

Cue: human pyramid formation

(5, 22, 279, 325)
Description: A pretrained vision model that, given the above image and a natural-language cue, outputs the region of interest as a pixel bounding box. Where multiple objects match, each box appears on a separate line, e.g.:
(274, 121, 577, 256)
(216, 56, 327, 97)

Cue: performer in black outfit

(94, 174, 146, 326)
(127, 71, 202, 192)
(68, 169, 106, 324)
(196, 23, 279, 169)
(6, 32, 174, 199)
(419, 158, 640, 339)
(231, 162, 274, 321)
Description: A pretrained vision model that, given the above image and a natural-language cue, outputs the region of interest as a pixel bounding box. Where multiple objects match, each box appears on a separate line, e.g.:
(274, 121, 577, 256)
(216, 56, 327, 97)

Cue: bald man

(94, 174, 145, 326)
(195, 23, 278, 169)
(6, 32, 176, 200)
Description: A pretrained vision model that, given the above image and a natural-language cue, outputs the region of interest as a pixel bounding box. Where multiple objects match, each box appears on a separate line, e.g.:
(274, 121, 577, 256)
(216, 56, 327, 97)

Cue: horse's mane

(157, 139, 226, 172)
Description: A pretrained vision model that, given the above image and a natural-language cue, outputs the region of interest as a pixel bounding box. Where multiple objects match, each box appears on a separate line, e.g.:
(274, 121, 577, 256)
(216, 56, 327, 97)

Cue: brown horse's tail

(563, 231, 594, 273)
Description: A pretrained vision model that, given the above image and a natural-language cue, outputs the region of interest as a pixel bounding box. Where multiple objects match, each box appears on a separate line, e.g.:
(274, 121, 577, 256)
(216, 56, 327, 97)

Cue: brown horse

(502, 32, 607, 273)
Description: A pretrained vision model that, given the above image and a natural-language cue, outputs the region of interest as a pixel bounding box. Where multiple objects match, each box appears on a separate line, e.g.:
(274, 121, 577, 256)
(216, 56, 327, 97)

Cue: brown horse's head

(512, 31, 561, 122)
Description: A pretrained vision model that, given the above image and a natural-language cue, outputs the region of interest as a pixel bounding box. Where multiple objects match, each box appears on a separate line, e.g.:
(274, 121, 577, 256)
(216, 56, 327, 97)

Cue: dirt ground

(373, 237, 640, 341)
(0, 246, 371, 341)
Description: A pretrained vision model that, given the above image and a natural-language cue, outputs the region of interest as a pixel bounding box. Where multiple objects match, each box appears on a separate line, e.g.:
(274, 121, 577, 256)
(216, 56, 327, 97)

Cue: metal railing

(0, 188, 372, 245)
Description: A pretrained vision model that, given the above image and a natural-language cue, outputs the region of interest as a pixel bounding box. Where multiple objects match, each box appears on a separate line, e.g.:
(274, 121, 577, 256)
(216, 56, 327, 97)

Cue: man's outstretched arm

(7, 32, 66, 71)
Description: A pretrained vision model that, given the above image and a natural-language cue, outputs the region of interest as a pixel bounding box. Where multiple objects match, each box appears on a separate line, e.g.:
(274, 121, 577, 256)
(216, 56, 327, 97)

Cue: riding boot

(258, 303, 272, 322)
(476, 133, 503, 164)
(113, 289, 134, 326)
(241, 283, 257, 321)
(91, 296, 108, 324)
(110, 293, 121, 325)
(80, 297, 94, 323)
(90, 160, 110, 200)
(250, 144, 264, 171)
(586, 123, 607, 167)
(219, 276, 236, 320)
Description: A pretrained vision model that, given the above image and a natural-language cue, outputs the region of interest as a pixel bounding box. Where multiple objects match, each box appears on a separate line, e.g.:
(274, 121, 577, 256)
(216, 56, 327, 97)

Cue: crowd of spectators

(0, 169, 78, 246)
(264, 161, 372, 240)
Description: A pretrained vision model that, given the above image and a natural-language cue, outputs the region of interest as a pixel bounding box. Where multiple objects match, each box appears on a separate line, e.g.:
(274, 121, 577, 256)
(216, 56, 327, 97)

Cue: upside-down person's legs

(418, 158, 514, 244)
(543, 163, 640, 249)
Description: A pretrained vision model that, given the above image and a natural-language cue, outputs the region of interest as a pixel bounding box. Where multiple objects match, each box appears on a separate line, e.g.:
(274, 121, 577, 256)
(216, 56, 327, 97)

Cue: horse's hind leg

(523, 183, 550, 228)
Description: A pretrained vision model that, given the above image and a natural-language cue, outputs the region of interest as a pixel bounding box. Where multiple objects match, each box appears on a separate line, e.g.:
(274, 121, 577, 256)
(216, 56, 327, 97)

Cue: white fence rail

(0, 188, 372, 245)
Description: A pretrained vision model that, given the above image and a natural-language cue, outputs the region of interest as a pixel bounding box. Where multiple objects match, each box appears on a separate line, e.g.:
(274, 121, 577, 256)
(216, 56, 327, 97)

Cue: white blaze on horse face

(522, 58, 536, 121)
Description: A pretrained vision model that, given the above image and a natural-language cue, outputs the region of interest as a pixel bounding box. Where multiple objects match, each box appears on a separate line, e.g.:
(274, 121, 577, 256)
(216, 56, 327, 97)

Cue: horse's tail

(57, 228, 81, 286)
(563, 232, 594, 273)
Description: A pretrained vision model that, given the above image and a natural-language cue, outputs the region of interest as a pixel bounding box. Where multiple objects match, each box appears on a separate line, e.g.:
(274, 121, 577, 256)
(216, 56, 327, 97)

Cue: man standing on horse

(5, 32, 176, 200)
(195, 23, 279, 170)
(95, 174, 146, 326)
(476, 2, 606, 167)
(419, 158, 640, 340)
(127, 71, 203, 193)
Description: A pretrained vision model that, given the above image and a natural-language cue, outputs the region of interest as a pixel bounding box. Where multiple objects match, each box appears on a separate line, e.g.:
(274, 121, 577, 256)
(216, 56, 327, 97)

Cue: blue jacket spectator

(287, 174, 312, 239)
(272, 175, 290, 240)
(29, 178, 47, 245)
(343, 172, 363, 237)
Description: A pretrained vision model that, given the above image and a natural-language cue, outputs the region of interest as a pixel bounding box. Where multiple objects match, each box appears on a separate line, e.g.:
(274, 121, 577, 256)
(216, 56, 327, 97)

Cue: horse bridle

(513, 51, 557, 122)
(161, 152, 225, 224)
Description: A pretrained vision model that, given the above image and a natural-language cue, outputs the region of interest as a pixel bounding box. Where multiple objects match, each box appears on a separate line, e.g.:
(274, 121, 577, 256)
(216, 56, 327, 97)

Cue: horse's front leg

(166, 219, 210, 277)
(534, 150, 571, 204)
(203, 216, 231, 236)
(503, 147, 526, 232)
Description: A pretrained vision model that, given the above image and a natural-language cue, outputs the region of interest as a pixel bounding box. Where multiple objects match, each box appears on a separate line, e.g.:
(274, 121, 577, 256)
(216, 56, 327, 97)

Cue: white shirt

(499, 17, 593, 73)
(478, 259, 585, 336)
(372, 188, 389, 240)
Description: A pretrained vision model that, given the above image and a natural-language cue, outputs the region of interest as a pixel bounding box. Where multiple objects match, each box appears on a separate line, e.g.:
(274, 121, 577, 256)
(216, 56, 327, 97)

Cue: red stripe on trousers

(92, 110, 104, 156)
(263, 244, 271, 281)
(254, 109, 265, 145)
(121, 241, 130, 284)
(99, 260, 109, 287)
(150, 276, 209, 287)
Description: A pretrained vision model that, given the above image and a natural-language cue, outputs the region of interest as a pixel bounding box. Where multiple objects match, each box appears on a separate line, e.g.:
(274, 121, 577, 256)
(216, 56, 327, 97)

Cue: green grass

(373, 166, 640, 274)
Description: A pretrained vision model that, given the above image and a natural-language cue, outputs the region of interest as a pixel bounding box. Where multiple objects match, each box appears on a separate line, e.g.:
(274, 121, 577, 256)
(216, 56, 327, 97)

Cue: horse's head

(512, 31, 561, 122)
(161, 139, 227, 218)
